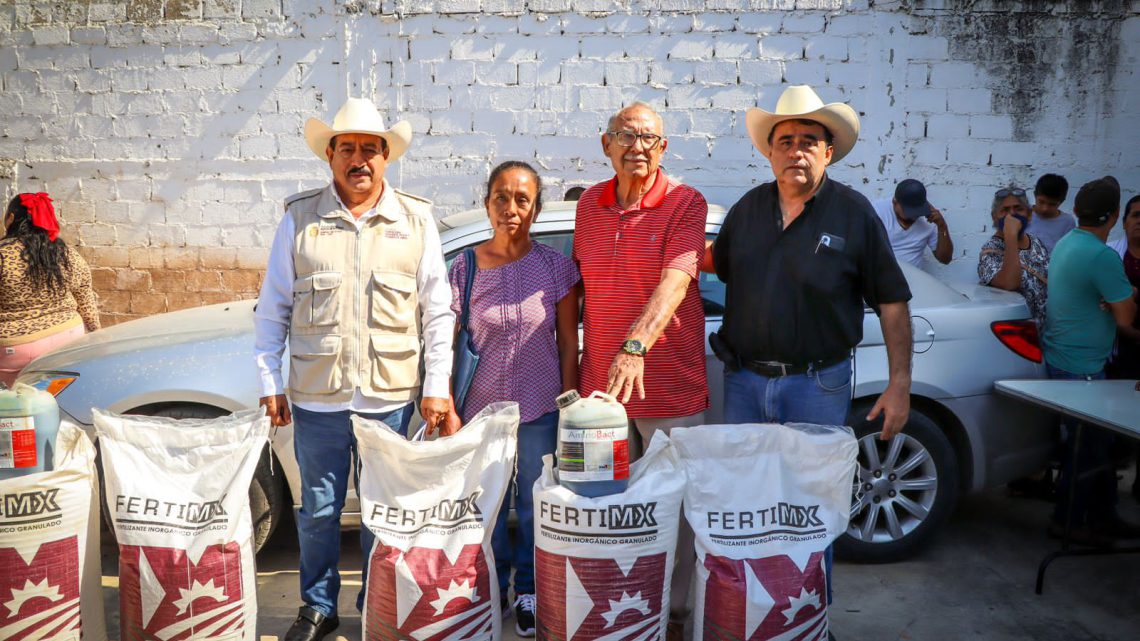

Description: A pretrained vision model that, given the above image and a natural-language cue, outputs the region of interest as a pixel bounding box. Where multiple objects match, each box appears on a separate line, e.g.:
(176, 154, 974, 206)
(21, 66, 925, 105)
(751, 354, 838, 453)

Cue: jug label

(0, 417, 36, 469)
(558, 425, 630, 482)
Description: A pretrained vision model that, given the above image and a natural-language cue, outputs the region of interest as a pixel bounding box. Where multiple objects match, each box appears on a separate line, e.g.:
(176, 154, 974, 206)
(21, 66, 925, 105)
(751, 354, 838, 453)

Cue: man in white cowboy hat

(701, 84, 913, 621)
(254, 97, 454, 641)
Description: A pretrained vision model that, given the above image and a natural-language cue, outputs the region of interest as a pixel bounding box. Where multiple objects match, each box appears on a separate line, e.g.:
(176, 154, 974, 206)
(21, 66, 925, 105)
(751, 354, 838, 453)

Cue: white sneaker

(514, 593, 536, 637)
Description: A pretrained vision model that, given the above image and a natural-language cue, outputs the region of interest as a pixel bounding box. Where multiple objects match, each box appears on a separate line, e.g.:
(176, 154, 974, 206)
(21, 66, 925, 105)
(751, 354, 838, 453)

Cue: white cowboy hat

(745, 85, 861, 162)
(303, 98, 413, 161)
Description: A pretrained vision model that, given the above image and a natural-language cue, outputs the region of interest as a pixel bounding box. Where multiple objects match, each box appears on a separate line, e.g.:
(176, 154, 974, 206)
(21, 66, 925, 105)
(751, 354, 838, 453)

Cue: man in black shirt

(703, 84, 913, 438)
(701, 88, 913, 619)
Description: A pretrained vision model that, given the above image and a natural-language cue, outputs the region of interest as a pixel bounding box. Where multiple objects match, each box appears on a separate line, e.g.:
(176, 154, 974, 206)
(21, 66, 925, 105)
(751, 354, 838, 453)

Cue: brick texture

(3, 0, 1138, 316)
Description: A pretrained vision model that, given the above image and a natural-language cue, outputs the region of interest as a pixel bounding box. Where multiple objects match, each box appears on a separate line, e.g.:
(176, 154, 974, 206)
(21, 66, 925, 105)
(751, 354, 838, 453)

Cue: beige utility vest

(286, 183, 431, 404)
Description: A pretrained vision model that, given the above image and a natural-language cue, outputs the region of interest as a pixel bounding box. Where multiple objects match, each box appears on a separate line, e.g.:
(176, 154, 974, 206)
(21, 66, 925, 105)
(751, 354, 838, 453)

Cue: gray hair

(991, 185, 1030, 218)
(605, 102, 664, 136)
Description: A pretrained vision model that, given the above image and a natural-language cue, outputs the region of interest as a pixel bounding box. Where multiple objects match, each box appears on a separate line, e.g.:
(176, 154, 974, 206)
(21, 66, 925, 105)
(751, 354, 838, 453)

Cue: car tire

(834, 405, 959, 563)
(95, 403, 287, 553)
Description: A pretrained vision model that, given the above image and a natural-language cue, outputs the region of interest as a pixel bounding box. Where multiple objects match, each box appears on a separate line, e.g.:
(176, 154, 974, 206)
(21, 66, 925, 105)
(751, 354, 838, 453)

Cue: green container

(0, 383, 61, 479)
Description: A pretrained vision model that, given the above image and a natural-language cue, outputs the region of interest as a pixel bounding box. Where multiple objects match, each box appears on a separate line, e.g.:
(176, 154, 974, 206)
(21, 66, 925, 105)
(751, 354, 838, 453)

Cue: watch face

(623, 339, 645, 355)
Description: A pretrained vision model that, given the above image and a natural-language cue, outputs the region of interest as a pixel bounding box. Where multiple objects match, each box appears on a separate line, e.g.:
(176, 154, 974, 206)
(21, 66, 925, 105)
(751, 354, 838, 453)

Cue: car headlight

(16, 370, 79, 397)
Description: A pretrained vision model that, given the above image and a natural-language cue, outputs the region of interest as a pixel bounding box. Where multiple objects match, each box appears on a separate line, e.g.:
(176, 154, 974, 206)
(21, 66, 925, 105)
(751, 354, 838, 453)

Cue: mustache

(347, 166, 371, 176)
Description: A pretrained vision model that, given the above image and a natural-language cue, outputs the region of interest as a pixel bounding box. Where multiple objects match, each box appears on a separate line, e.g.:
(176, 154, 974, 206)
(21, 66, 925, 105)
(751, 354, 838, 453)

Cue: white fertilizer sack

(672, 423, 857, 641)
(533, 432, 686, 641)
(94, 408, 269, 641)
(0, 424, 106, 641)
(355, 402, 519, 641)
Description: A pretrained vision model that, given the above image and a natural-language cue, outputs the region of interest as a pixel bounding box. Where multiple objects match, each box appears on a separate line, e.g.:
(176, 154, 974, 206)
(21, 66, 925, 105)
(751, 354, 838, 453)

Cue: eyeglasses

(994, 188, 1026, 198)
(607, 130, 664, 150)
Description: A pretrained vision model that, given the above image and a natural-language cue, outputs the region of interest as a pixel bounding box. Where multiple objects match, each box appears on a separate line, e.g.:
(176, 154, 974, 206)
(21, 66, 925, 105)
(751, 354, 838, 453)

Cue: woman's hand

(438, 409, 463, 437)
(1001, 213, 1023, 243)
(421, 396, 451, 435)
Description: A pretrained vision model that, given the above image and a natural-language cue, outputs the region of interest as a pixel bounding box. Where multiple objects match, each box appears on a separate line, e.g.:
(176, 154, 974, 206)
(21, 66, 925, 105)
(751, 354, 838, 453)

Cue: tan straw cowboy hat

(745, 85, 861, 162)
(303, 98, 412, 161)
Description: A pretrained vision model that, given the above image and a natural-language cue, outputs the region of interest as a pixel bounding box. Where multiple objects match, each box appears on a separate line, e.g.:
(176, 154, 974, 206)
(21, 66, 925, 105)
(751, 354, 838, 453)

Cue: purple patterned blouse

(449, 242, 581, 423)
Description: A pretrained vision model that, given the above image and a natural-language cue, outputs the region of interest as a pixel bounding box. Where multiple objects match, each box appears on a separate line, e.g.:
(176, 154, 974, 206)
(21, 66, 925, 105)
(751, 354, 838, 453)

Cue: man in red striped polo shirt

(572, 102, 708, 641)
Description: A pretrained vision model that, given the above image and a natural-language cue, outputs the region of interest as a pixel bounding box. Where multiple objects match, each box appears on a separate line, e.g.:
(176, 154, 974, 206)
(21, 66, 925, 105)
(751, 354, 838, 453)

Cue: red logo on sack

(366, 543, 493, 641)
(535, 548, 666, 641)
(702, 552, 828, 641)
(119, 542, 245, 641)
(0, 536, 81, 639)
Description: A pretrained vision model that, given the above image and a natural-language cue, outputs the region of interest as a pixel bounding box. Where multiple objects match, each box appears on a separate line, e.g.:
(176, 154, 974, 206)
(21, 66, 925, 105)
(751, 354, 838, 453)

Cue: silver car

(18, 201, 1052, 561)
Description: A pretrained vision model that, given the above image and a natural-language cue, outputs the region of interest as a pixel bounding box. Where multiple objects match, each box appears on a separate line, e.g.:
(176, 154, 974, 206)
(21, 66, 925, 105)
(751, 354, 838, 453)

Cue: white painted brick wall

(2, 0, 1138, 299)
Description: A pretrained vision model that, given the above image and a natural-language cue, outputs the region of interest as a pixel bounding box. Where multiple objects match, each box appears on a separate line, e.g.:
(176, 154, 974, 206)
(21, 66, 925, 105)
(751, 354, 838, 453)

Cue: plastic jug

(555, 390, 630, 497)
(0, 383, 61, 479)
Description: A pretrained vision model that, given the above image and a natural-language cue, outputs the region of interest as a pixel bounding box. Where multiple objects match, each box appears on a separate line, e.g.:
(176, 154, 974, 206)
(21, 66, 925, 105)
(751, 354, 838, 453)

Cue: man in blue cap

(872, 178, 953, 268)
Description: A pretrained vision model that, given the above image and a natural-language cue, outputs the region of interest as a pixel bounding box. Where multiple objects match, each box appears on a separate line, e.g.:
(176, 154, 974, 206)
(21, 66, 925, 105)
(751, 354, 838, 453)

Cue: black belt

(741, 353, 849, 378)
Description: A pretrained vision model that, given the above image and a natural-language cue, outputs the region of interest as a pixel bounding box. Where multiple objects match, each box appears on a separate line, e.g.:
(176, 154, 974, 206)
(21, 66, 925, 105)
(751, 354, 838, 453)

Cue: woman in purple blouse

(444, 161, 580, 634)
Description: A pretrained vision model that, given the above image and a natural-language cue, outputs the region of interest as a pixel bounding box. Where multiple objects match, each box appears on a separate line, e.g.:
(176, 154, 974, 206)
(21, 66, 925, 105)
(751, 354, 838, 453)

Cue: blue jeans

(292, 403, 414, 617)
(722, 358, 853, 604)
(1046, 364, 1117, 527)
(491, 410, 558, 597)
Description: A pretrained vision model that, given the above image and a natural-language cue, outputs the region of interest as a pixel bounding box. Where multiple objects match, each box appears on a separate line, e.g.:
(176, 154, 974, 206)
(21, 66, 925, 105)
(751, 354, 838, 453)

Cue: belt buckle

(758, 360, 789, 376)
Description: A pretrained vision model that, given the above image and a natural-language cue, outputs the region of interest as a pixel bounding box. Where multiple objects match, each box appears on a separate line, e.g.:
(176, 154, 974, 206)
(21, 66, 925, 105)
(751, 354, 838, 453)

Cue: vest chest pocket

(293, 271, 342, 328)
(289, 334, 342, 395)
(370, 333, 422, 391)
(370, 271, 418, 331)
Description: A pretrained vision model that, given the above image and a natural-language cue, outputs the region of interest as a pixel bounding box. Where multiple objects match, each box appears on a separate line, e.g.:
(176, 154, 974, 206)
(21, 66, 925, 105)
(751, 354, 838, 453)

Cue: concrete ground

(98, 477, 1140, 641)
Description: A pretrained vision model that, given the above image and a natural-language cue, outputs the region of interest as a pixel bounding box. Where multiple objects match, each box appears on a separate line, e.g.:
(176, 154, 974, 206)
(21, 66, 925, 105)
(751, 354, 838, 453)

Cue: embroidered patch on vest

(384, 229, 410, 239)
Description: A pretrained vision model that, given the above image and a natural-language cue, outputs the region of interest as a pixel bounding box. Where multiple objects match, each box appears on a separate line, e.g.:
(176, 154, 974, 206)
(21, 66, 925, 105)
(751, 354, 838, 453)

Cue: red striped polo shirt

(572, 169, 709, 419)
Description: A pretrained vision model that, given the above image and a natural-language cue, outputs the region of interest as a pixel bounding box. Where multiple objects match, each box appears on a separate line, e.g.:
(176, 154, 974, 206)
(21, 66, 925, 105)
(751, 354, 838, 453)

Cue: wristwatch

(621, 339, 647, 357)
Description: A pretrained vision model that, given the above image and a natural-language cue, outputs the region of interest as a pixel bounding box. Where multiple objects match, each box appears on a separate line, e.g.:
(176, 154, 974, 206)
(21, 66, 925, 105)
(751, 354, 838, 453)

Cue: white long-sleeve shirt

(253, 181, 454, 413)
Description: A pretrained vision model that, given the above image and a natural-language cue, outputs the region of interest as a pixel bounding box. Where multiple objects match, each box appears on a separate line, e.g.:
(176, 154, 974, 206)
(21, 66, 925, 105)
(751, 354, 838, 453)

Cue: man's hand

(606, 353, 646, 404)
(927, 206, 946, 229)
(421, 396, 451, 435)
(866, 383, 910, 440)
(259, 394, 291, 427)
(874, 301, 913, 440)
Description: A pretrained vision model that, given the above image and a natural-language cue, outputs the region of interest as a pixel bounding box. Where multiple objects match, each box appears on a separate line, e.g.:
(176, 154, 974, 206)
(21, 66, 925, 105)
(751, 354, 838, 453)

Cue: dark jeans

(1046, 364, 1117, 527)
(722, 359, 853, 605)
(491, 410, 558, 597)
(291, 403, 414, 617)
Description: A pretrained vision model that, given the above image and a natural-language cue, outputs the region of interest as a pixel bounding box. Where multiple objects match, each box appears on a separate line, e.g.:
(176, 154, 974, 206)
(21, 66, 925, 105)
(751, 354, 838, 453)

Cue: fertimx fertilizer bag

(533, 432, 686, 641)
(354, 402, 519, 641)
(94, 408, 270, 641)
(672, 423, 857, 641)
(0, 424, 106, 640)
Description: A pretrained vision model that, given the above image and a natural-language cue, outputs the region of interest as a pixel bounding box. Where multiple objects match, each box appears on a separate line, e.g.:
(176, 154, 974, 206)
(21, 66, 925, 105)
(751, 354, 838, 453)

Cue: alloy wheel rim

(847, 432, 939, 543)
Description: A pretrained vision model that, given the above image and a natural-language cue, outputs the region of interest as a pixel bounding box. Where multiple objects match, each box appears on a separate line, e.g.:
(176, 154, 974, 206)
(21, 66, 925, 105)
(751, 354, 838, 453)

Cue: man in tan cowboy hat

(254, 97, 454, 640)
(701, 84, 913, 626)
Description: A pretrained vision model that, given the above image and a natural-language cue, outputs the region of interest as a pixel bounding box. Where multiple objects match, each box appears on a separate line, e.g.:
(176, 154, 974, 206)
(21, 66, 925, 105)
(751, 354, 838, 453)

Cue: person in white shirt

(872, 178, 953, 268)
(254, 98, 454, 641)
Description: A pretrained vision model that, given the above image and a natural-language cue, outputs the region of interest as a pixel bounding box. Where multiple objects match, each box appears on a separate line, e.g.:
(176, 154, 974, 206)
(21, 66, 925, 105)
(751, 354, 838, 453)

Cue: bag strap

(460, 247, 477, 329)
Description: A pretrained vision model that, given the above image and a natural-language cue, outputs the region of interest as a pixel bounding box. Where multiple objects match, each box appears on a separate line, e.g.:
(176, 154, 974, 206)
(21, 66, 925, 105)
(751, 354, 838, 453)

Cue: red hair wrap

(18, 192, 59, 241)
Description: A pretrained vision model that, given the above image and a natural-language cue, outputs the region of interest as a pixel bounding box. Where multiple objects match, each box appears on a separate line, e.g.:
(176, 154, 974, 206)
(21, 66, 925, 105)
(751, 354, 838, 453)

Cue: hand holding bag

(452, 247, 480, 416)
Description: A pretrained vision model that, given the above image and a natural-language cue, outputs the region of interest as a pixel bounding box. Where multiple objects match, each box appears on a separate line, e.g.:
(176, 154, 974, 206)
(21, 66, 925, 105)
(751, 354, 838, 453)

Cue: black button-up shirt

(713, 176, 911, 364)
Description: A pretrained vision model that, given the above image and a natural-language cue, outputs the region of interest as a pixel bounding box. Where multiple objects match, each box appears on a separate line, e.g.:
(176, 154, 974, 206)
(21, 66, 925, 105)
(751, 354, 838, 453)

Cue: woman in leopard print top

(1, 193, 100, 386)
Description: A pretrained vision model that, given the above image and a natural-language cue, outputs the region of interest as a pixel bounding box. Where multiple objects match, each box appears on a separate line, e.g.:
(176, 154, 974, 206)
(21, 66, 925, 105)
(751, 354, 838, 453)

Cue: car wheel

(834, 406, 959, 563)
(96, 403, 287, 553)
